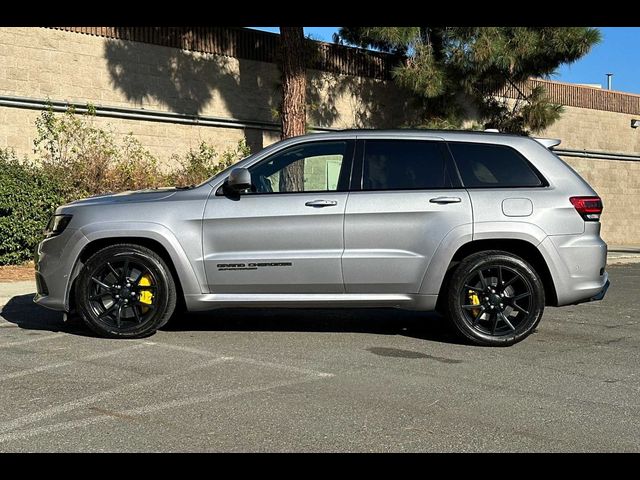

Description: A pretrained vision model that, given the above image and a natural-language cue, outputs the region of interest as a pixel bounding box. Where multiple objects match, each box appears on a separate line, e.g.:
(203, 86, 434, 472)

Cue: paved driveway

(0, 264, 638, 452)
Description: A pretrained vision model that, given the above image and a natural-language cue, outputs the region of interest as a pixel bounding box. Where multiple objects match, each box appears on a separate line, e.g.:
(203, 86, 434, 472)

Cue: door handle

(429, 196, 462, 204)
(305, 199, 338, 208)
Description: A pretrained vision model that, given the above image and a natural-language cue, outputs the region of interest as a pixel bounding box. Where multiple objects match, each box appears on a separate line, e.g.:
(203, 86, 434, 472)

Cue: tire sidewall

(76, 245, 175, 338)
(447, 252, 545, 347)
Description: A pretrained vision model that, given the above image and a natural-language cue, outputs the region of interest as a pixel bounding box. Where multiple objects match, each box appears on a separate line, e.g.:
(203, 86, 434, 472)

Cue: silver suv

(34, 130, 610, 346)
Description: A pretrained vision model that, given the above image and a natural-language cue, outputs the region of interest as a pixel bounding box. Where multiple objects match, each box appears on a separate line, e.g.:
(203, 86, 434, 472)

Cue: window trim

(217, 139, 356, 196)
(446, 141, 549, 189)
(352, 138, 463, 192)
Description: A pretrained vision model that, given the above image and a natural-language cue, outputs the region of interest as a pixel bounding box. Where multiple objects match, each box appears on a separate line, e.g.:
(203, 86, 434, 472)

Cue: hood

(65, 187, 179, 207)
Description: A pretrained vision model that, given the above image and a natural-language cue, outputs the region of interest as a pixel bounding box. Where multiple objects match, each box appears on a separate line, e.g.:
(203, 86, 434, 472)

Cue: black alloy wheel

(446, 251, 545, 346)
(75, 244, 177, 338)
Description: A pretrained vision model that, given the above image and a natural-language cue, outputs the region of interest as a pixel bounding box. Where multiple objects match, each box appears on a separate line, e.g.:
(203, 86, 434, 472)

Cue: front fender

(64, 221, 206, 308)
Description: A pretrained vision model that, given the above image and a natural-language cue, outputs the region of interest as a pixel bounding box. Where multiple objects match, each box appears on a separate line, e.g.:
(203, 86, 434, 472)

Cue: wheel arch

(435, 239, 558, 310)
(67, 228, 202, 311)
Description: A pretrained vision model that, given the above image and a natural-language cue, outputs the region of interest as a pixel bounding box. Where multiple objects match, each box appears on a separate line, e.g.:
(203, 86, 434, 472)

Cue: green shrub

(33, 105, 251, 195)
(168, 139, 251, 187)
(33, 105, 166, 199)
(107, 134, 164, 192)
(0, 149, 65, 265)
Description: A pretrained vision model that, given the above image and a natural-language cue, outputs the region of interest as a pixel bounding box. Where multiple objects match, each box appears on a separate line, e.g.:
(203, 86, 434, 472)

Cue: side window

(448, 142, 544, 188)
(362, 140, 452, 190)
(248, 141, 349, 193)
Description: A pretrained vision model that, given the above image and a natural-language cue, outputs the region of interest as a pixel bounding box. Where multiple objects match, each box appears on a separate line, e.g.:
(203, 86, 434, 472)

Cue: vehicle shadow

(0, 294, 97, 337)
(165, 307, 464, 345)
(1, 293, 465, 345)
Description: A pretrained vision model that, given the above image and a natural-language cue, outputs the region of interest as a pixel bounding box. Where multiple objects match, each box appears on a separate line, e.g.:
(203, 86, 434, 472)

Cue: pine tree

(279, 27, 306, 191)
(337, 27, 601, 134)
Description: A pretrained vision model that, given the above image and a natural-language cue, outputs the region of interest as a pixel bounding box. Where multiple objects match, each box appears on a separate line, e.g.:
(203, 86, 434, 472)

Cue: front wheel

(446, 251, 545, 347)
(75, 244, 177, 338)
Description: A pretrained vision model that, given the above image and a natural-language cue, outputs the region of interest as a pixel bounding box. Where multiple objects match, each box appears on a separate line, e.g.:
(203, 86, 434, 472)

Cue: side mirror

(226, 168, 252, 192)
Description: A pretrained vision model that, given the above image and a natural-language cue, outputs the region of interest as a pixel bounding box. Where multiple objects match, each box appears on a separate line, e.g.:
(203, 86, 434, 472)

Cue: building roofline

(532, 77, 640, 99)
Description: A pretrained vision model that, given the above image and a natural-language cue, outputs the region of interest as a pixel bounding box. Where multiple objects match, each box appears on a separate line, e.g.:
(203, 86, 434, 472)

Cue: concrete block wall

(0, 27, 410, 163)
(561, 156, 640, 246)
(540, 107, 640, 246)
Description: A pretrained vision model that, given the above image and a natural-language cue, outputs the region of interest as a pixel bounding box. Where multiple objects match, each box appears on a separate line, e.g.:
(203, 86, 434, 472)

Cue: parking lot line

(0, 333, 64, 348)
(0, 354, 232, 436)
(0, 373, 329, 445)
(0, 343, 150, 383)
(0, 340, 336, 446)
(154, 341, 334, 378)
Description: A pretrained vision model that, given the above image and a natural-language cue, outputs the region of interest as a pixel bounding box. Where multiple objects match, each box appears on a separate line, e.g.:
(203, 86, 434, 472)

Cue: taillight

(570, 196, 603, 221)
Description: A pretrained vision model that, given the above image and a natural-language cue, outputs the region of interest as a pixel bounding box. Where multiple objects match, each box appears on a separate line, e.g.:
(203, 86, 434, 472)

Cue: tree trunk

(421, 27, 445, 62)
(279, 26, 306, 192)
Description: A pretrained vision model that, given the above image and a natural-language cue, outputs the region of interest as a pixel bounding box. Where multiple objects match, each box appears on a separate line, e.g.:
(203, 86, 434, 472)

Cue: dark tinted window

(362, 140, 451, 190)
(448, 142, 543, 188)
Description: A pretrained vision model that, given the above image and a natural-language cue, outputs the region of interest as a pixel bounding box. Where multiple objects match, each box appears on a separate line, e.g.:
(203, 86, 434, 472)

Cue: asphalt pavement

(0, 263, 638, 452)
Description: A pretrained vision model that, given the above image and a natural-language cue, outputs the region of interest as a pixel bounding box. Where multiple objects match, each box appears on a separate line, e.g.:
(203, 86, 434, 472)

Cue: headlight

(45, 214, 73, 238)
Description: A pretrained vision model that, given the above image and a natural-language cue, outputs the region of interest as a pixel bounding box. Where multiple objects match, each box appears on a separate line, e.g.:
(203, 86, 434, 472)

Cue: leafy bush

(0, 105, 251, 265)
(167, 139, 251, 187)
(33, 105, 165, 199)
(0, 149, 65, 265)
(33, 105, 250, 196)
(107, 134, 164, 192)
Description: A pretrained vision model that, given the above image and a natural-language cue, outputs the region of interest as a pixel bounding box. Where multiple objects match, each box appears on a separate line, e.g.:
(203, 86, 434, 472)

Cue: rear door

(342, 137, 472, 293)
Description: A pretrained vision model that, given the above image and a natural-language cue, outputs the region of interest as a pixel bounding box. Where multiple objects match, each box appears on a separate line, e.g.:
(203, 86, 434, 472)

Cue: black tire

(75, 243, 177, 338)
(445, 250, 545, 347)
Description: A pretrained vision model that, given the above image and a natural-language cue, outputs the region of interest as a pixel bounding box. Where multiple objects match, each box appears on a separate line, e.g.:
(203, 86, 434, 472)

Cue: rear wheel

(75, 244, 177, 338)
(446, 251, 545, 346)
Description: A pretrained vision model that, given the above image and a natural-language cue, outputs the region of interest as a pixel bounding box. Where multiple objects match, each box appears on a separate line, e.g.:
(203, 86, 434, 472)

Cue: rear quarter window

(448, 142, 544, 188)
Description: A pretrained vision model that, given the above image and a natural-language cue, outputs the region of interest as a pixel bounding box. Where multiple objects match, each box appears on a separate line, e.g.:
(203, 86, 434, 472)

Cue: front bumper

(33, 228, 88, 312)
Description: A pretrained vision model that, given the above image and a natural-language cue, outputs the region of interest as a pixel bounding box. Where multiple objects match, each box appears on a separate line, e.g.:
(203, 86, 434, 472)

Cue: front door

(343, 138, 472, 293)
(202, 139, 355, 294)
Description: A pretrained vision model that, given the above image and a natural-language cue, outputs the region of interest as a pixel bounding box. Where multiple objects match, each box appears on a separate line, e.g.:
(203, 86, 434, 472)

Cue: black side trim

(350, 139, 365, 191)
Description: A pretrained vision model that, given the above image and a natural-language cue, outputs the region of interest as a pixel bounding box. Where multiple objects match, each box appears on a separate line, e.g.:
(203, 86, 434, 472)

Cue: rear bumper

(571, 277, 610, 306)
(588, 278, 610, 302)
(539, 228, 609, 306)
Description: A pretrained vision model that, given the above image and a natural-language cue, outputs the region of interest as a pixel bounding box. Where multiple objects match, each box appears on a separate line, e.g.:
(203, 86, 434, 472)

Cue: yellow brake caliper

(468, 290, 481, 317)
(138, 274, 154, 312)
